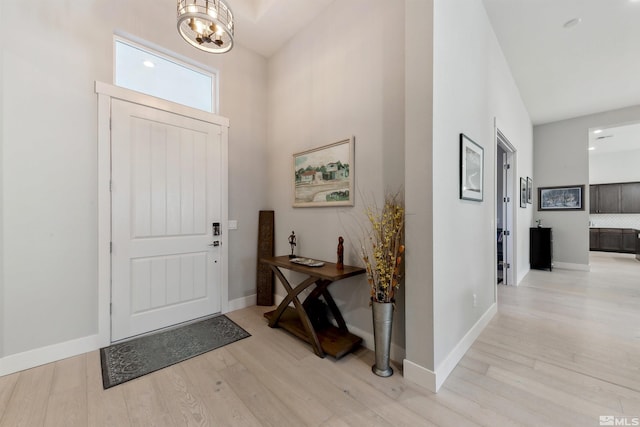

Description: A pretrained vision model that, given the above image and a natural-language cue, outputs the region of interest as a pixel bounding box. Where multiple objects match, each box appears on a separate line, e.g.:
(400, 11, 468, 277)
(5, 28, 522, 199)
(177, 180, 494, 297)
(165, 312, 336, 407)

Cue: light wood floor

(1, 252, 639, 426)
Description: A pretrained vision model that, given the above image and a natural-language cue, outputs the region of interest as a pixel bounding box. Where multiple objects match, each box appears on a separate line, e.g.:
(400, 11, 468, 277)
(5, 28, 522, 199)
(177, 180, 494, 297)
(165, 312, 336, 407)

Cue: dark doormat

(100, 315, 250, 389)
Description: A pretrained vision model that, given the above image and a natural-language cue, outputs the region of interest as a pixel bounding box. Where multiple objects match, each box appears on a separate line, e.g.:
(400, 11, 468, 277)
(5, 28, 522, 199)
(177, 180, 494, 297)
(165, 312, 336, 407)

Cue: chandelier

(177, 0, 235, 53)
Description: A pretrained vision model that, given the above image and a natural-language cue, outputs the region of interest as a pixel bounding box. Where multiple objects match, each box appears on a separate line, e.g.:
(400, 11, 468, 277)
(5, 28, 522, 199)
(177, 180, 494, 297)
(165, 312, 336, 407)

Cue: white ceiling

(482, 0, 640, 125)
(231, 0, 334, 58)
(589, 122, 640, 154)
(229, 0, 640, 126)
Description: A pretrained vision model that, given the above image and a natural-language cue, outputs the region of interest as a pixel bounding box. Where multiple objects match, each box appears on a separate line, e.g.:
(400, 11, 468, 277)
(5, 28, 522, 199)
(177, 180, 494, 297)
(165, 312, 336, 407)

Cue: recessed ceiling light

(563, 18, 582, 29)
(589, 147, 596, 151)
(593, 129, 603, 134)
(143, 60, 155, 68)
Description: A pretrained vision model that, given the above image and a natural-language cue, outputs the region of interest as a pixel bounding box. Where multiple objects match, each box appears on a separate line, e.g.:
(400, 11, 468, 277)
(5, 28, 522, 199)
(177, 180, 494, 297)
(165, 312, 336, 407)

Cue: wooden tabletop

(260, 255, 365, 282)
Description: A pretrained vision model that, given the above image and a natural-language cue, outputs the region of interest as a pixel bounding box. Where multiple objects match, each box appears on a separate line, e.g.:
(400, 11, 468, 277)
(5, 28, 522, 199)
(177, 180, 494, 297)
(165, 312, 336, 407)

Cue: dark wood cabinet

(621, 183, 640, 213)
(530, 227, 552, 271)
(622, 229, 638, 253)
(599, 228, 623, 251)
(590, 182, 640, 213)
(589, 185, 598, 214)
(589, 228, 600, 251)
(590, 228, 639, 254)
(591, 184, 621, 213)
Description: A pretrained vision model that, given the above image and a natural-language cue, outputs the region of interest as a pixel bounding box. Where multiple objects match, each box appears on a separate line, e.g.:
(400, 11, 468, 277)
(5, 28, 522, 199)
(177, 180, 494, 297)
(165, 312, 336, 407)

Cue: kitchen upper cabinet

(621, 183, 640, 213)
(590, 182, 640, 213)
(589, 185, 598, 214)
(591, 184, 621, 213)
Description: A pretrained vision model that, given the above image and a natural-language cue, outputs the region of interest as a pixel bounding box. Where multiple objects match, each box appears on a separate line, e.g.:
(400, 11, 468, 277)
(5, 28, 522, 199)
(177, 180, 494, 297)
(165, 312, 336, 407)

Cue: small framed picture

(520, 178, 527, 208)
(459, 134, 483, 202)
(293, 137, 354, 207)
(538, 185, 584, 211)
(526, 177, 533, 204)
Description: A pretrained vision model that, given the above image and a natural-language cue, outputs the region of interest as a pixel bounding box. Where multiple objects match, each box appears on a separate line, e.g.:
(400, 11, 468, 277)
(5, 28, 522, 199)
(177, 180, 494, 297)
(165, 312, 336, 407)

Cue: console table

(261, 255, 365, 358)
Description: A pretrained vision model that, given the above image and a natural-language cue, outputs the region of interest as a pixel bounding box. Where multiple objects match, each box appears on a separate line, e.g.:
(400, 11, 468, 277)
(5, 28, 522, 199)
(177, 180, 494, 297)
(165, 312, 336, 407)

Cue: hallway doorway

(496, 129, 516, 286)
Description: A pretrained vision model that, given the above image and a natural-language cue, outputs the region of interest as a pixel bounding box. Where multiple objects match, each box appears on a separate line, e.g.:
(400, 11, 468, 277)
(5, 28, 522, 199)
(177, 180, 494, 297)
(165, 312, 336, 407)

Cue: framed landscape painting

(293, 137, 354, 207)
(460, 133, 484, 202)
(538, 185, 584, 211)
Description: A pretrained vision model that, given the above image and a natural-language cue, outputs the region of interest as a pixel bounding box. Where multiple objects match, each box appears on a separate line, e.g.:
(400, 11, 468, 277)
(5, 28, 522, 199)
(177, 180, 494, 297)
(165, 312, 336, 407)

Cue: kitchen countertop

(590, 227, 640, 231)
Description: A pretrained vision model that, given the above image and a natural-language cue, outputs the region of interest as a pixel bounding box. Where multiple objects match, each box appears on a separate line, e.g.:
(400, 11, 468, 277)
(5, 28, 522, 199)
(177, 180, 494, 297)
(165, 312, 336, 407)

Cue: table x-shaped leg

(303, 279, 347, 332)
(267, 265, 326, 357)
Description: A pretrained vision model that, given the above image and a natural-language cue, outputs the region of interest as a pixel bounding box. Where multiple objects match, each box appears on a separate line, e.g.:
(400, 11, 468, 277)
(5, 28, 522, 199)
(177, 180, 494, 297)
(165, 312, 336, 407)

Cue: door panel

(599, 229, 622, 251)
(597, 184, 620, 213)
(621, 183, 640, 213)
(589, 228, 600, 250)
(589, 185, 598, 214)
(129, 252, 211, 314)
(111, 99, 222, 341)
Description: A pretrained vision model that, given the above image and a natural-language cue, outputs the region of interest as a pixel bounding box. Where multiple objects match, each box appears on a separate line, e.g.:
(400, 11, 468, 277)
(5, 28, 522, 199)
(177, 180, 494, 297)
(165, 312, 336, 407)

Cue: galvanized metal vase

(371, 301, 394, 377)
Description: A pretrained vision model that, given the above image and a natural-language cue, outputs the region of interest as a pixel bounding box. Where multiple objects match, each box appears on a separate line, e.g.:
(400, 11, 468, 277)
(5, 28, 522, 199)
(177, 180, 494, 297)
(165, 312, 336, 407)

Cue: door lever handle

(209, 241, 220, 247)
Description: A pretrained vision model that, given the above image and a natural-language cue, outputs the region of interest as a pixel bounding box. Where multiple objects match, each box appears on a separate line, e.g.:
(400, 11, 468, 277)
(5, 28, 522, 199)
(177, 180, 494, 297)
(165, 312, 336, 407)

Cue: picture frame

(520, 178, 527, 208)
(538, 185, 585, 211)
(293, 137, 355, 208)
(459, 133, 484, 201)
(526, 177, 533, 204)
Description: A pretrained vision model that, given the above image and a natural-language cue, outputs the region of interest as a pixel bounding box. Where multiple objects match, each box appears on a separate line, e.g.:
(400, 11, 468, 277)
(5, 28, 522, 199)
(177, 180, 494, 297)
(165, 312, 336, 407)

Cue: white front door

(111, 99, 223, 341)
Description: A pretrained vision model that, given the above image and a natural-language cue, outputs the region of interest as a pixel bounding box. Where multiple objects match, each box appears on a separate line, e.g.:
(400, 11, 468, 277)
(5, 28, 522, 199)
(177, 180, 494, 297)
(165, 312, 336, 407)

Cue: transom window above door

(114, 36, 218, 113)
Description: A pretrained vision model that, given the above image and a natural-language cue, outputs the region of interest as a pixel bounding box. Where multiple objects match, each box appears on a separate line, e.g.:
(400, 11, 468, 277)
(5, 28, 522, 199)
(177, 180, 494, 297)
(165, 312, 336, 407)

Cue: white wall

(533, 105, 640, 267)
(0, 0, 5, 359)
(404, 0, 436, 379)
(0, 0, 268, 360)
(405, 0, 533, 388)
(590, 149, 640, 184)
(0, 0, 536, 388)
(266, 0, 406, 352)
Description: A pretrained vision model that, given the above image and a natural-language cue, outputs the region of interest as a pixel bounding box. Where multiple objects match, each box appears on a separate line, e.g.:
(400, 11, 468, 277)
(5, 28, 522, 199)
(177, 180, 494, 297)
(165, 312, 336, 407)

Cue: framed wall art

(293, 137, 355, 208)
(460, 133, 484, 202)
(520, 178, 527, 208)
(526, 177, 533, 204)
(538, 185, 584, 211)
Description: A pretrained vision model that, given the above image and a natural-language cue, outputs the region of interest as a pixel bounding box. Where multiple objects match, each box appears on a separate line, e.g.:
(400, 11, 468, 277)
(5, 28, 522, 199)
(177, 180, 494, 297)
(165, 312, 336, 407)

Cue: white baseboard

(516, 267, 530, 285)
(0, 334, 100, 377)
(553, 262, 590, 271)
(227, 294, 257, 312)
(403, 359, 437, 392)
(403, 302, 497, 393)
(433, 302, 497, 391)
(0, 293, 263, 378)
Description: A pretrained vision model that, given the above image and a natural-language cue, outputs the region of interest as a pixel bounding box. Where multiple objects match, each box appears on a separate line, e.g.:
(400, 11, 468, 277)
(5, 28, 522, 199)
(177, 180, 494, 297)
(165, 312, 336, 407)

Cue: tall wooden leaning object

(256, 210, 275, 305)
